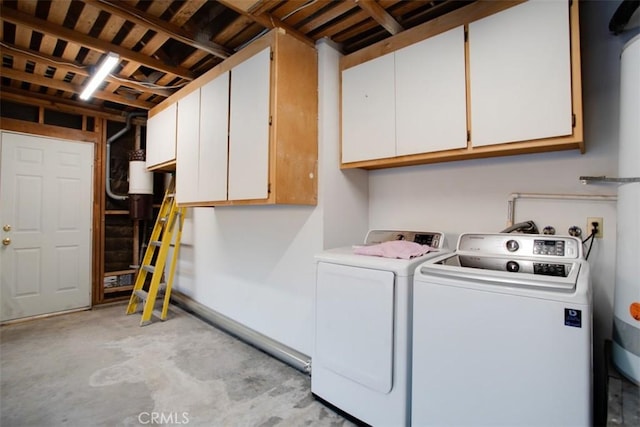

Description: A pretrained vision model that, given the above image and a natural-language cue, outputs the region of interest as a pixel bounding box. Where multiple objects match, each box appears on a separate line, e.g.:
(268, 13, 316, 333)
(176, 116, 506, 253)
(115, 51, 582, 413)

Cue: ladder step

(150, 240, 162, 247)
(134, 285, 166, 301)
(134, 289, 148, 301)
(152, 309, 165, 320)
(142, 265, 155, 274)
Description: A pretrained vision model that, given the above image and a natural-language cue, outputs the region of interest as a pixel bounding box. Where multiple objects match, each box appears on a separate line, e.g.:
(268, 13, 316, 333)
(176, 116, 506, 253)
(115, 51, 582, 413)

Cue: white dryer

(412, 233, 592, 427)
(312, 230, 447, 427)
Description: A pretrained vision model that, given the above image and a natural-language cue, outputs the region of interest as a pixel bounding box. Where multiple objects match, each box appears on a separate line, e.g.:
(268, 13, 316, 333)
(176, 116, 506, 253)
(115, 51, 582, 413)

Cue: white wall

(172, 39, 368, 356)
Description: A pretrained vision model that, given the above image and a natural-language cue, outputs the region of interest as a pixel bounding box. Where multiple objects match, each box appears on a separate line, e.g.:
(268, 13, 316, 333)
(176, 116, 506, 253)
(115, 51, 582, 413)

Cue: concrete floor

(0, 303, 354, 427)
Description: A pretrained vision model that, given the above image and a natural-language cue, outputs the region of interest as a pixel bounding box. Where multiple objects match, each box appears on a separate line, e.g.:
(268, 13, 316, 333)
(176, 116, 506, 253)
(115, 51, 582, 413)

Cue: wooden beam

(0, 5, 194, 80)
(1, 42, 174, 98)
(1, 67, 155, 110)
(222, 0, 263, 13)
(355, 0, 404, 35)
(89, 0, 232, 59)
(217, 0, 315, 47)
(0, 87, 147, 123)
(0, 117, 99, 143)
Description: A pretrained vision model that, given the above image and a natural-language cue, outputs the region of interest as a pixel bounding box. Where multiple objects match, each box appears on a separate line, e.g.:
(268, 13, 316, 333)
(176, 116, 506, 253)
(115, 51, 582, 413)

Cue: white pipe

(507, 192, 618, 227)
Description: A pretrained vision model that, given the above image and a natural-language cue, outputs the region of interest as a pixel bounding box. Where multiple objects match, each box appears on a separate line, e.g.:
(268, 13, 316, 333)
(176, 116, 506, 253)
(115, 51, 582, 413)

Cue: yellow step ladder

(126, 177, 185, 326)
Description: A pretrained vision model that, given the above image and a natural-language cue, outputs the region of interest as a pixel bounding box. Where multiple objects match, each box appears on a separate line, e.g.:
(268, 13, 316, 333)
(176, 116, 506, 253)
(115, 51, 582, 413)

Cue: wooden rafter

(88, 0, 232, 59)
(1, 42, 173, 99)
(0, 5, 194, 80)
(1, 67, 155, 110)
(218, 0, 314, 46)
(355, 0, 404, 35)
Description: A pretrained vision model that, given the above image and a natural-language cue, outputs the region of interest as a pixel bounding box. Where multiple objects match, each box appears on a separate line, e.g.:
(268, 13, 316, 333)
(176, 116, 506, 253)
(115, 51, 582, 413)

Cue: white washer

(412, 233, 592, 427)
(312, 230, 447, 426)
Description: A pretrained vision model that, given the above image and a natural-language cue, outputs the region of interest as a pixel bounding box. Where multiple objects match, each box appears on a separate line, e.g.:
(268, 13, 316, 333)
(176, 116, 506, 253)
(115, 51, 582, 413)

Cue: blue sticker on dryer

(565, 308, 582, 328)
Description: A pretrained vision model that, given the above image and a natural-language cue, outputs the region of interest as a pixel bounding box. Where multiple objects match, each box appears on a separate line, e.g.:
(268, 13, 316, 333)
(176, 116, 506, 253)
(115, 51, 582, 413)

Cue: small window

(0, 100, 39, 122)
(43, 109, 83, 129)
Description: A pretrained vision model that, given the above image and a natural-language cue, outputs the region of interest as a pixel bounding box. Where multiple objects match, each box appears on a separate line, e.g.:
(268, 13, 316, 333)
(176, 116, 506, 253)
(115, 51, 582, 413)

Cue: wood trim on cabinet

(569, 0, 584, 153)
(270, 29, 318, 205)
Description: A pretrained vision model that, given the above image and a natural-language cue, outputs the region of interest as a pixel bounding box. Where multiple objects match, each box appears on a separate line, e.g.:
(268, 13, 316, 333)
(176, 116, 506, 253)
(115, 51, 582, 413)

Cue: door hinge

(572, 113, 576, 128)
(464, 27, 468, 42)
(270, 51, 273, 60)
(269, 116, 273, 126)
(268, 183, 271, 194)
(467, 130, 471, 142)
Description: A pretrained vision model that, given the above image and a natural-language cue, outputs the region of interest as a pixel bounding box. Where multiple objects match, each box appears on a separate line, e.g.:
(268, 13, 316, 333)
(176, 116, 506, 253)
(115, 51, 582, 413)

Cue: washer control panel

(533, 239, 565, 256)
(457, 233, 582, 259)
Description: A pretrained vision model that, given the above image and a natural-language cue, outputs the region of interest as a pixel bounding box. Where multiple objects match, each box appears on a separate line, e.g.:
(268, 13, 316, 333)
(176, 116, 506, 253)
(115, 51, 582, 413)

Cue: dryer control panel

(365, 230, 445, 249)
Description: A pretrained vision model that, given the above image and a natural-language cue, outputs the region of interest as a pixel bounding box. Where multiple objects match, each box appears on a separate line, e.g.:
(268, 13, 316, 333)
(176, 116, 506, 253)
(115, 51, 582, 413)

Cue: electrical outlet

(587, 217, 603, 238)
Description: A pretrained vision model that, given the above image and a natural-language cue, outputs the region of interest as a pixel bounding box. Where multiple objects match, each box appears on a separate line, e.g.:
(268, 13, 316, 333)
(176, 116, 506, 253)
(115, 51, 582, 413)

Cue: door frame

(0, 118, 104, 307)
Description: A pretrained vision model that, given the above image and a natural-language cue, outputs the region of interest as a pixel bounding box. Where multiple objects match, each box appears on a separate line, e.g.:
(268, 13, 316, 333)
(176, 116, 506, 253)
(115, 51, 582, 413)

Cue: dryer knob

(506, 239, 519, 252)
(506, 261, 520, 272)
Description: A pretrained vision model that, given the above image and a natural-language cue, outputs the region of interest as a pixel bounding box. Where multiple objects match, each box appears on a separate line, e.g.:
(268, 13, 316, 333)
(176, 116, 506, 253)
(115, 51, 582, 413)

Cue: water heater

(128, 149, 154, 220)
(612, 34, 640, 385)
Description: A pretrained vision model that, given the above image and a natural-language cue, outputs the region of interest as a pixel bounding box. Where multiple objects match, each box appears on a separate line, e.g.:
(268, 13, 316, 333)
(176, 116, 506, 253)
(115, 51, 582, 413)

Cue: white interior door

(0, 131, 93, 322)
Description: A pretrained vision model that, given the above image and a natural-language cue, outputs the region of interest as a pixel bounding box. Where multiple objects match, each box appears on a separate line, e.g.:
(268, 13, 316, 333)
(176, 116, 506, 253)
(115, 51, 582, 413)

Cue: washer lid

(315, 246, 446, 276)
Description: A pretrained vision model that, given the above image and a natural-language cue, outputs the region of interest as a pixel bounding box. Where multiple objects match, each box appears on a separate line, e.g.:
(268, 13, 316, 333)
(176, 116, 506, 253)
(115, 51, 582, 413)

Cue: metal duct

(170, 291, 312, 375)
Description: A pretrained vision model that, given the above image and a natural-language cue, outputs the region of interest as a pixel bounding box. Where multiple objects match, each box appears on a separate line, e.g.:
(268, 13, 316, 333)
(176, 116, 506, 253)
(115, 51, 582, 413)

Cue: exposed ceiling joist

(1, 67, 155, 110)
(89, 0, 232, 60)
(1, 86, 147, 123)
(1, 41, 173, 99)
(218, 0, 315, 46)
(0, 5, 194, 80)
(355, 0, 405, 35)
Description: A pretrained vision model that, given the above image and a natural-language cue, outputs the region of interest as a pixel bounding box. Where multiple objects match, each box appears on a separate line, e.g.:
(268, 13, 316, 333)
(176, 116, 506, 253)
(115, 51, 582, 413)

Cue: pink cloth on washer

(353, 240, 434, 259)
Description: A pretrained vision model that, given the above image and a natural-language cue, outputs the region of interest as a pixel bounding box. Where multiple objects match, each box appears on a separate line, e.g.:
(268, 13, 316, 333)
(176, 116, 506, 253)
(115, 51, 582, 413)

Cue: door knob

(2, 224, 10, 232)
(2, 238, 10, 246)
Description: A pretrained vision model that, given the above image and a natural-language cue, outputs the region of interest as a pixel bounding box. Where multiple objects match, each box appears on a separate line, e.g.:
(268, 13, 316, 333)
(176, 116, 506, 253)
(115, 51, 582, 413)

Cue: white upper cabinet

(339, 0, 582, 169)
(228, 47, 271, 201)
(175, 89, 200, 204)
(341, 52, 396, 163)
(146, 28, 317, 206)
(342, 26, 466, 163)
(199, 71, 230, 203)
(469, 0, 572, 147)
(175, 71, 230, 205)
(395, 26, 467, 155)
(146, 102, 176, 170)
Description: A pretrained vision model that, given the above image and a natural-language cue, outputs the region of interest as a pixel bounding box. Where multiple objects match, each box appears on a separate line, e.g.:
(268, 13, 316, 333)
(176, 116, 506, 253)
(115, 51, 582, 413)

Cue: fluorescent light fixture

(79, 52, 119, 100)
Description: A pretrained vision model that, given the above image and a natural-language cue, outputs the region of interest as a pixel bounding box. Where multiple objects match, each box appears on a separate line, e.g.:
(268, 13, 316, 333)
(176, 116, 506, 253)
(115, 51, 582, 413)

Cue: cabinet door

(146, 102, 177, 169)
(341, 52, 395, 163)
(176, 89, 200, 204)
(396, 26, 467, 155)
(199, 71, 230, 202)
(469, 0, 572, 147)
(229, 47, 271, 201)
